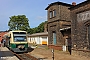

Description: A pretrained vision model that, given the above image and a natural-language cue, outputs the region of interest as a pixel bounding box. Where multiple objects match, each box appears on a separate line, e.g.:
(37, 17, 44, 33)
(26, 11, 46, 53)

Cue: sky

(0, 0, 86, 31)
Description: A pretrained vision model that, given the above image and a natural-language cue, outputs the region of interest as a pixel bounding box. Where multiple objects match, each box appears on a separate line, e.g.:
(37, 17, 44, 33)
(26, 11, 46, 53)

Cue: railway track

(8, 46, 38, 60)
(12, 52, 38, 60)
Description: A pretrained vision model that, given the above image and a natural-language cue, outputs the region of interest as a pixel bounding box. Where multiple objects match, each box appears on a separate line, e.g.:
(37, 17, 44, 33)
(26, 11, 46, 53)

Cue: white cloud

(36, 16, 47, 20)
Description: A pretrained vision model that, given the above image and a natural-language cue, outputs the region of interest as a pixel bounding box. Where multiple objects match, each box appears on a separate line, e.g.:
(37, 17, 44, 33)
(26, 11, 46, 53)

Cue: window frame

(53, 10, 56, 17)
(49, 11, 53, 18)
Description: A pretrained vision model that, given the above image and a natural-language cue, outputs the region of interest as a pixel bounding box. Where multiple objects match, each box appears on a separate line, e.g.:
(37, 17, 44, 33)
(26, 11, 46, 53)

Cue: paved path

(0, 47, 19, 60)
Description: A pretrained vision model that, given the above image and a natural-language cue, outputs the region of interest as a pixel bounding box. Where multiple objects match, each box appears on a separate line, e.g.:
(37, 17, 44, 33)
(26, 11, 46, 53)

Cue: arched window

(84, 20, 90, 49)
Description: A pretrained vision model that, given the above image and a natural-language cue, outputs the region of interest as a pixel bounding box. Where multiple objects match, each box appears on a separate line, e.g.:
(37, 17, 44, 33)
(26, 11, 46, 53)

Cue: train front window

(13, 32, 27, 42)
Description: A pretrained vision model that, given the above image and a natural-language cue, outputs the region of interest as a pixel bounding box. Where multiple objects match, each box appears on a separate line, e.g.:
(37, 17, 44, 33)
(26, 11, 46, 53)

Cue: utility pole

(52, 49, 54, 60)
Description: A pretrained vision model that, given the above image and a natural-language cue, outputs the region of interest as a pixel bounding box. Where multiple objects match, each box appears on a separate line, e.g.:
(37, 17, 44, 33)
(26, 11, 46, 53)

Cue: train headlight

(18, 45, 25, 50)
(21, 45, 25, 49)
(18, 45, 21, 48)
(24, 39, 26, 41)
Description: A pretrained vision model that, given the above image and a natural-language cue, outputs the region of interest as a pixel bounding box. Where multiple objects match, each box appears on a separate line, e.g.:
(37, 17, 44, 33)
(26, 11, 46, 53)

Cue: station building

(0, 31, 8, 46)
(0, 31, 8, 42)
(45, 2, 72, 51)
(70, 0, 90, 57)
(28, 32, 48, 45)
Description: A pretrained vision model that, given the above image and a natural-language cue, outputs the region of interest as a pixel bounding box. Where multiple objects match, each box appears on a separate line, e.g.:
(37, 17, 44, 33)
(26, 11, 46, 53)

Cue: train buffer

(0, 47, 19, 60)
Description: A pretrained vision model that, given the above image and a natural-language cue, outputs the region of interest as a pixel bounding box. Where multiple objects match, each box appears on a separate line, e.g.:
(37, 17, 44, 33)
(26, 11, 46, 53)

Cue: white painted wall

(28, 36, 48, 45)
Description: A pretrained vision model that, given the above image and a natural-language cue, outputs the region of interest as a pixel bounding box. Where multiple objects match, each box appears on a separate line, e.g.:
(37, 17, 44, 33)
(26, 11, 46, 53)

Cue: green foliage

(28, 21, 47, 34)
(8, 15, 30, 31)
(37, 21, 45, 32)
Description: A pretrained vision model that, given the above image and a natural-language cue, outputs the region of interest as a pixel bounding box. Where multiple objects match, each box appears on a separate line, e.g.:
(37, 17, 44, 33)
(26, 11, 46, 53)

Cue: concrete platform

(0, 47, 19, 60)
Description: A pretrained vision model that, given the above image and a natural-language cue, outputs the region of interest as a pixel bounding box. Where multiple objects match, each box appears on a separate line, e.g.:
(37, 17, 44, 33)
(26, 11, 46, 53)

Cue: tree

(8, 15, 30, 31)
(28, 21, 47, 34)
(38, 21, 47, 32)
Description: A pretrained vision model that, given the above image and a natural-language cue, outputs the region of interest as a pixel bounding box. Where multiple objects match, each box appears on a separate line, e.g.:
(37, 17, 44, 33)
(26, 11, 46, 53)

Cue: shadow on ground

(27, 47, 34, 52)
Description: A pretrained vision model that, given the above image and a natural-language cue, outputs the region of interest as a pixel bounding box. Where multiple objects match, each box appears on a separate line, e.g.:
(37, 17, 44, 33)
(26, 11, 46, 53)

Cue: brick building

(0, 31, 8, 42)
(70, 0, 90, 57)
(45, 2, 72, 51)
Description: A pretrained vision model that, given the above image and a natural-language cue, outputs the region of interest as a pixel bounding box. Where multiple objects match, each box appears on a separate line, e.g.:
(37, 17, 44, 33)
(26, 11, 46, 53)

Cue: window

(53, 10, 56, 17)
(42, 37, 47, 40)
(13, 32, 26, 42)
(50, 11, 52, 18)
(49, 10, 56, 18)
(30, 38, 31, 42)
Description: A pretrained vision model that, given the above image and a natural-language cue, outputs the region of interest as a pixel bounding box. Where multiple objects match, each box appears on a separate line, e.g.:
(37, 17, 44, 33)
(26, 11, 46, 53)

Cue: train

(3, 30, 28, 52)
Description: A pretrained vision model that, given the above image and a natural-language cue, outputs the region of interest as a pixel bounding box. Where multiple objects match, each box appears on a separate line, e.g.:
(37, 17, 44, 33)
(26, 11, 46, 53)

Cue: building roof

(69, 0, 89, 10)
(0, 31, 8, 33)
(28, 32, 48, 37)
(45, 1, 72, 10)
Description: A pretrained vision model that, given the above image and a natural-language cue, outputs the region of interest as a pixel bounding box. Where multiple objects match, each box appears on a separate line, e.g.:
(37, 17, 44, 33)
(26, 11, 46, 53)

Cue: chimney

(72, 2, 76, 6)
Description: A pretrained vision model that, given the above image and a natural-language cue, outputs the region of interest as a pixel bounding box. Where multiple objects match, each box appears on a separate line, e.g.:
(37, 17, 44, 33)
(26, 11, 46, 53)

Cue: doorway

(53, 32, 56, 45)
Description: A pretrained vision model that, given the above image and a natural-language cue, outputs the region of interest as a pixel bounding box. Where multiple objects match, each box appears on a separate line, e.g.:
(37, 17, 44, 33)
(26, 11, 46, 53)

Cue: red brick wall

(48, 45, 62, 50)
(0, 32, 8, 42)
